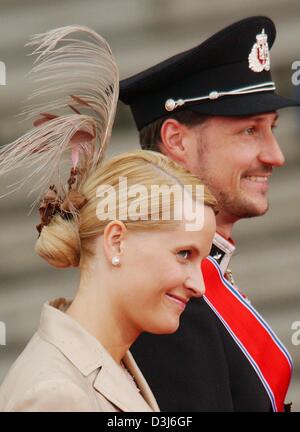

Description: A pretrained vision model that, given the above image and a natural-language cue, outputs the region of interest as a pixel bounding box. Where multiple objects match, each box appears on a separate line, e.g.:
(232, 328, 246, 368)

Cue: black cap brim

(178, 92, 300, 117)
(120, 16, 300, 130)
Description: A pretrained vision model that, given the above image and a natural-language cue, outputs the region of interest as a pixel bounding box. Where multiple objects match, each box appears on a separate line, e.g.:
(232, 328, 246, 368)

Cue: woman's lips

(165, 293, 188, 310)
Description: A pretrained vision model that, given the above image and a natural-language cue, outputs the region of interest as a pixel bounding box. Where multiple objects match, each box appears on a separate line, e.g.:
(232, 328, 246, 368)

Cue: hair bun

(35, 216, 81, 268)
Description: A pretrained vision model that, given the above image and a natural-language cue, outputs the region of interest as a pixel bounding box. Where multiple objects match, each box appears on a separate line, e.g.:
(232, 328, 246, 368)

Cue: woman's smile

(165, 293, 189, 311)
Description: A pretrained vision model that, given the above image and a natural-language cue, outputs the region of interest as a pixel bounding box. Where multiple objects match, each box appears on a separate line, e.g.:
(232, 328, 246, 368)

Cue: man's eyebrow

(246, 112, 279, 122)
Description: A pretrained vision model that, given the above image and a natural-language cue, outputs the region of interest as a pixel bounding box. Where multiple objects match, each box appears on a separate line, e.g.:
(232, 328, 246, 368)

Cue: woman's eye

(177, 250, 191, 260)
(244, 127, 255, 136)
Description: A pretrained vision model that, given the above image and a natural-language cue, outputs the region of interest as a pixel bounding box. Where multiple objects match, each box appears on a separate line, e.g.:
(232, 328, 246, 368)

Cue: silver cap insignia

(248, 29, 270, 73)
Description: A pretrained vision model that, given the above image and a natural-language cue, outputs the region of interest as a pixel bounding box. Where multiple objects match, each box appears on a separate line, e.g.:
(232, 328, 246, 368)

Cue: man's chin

(222, 195, 269, 219)
(240, 207, 268, 218)
(233, 200, 269, 219)
(218, 190, 269, 220)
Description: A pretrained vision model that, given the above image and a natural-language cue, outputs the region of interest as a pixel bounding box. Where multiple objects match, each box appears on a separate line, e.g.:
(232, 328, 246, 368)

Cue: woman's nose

(184, 271, 205, 298)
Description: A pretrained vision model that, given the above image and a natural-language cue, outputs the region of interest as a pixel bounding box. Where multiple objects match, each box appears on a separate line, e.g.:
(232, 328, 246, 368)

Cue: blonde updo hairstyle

(35, 150, 217, 269)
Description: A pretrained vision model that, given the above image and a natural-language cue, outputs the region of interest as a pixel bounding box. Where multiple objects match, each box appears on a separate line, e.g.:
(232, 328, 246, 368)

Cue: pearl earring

(112, 256, 120, 266)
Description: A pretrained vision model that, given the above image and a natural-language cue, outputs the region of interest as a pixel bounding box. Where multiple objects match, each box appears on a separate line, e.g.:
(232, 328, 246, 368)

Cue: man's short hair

(139, 111, 209, 152)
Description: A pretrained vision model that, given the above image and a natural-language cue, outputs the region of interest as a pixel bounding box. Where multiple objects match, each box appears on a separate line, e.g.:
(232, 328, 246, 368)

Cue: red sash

(202, 256, 293, 412)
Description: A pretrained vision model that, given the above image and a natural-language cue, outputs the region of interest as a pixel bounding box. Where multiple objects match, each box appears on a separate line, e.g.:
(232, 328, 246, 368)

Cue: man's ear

(160, 119, 191, 163)
(103, 221, 127, 263)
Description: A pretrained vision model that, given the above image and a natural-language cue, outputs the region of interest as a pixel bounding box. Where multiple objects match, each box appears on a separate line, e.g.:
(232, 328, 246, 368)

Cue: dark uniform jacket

(131, 296, 272, 411)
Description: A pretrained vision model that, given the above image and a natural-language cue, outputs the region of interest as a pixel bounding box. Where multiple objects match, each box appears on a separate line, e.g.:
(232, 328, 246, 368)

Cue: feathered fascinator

(0, 25, 119, 234)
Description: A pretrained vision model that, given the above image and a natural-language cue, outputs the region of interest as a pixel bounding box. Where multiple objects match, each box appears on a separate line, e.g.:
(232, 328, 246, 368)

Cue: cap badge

(248, 28, 270, 73)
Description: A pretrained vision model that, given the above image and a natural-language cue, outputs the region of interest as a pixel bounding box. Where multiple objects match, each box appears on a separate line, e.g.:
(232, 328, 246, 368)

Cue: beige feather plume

(0, 25, 119, 208)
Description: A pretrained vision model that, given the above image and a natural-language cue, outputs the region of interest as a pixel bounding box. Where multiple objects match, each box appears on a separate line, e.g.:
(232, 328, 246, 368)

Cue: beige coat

(0, 297, 160, 412)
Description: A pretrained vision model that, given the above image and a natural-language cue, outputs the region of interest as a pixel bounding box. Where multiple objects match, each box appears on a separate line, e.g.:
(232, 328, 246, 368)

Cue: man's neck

(216, 211, 237, 240)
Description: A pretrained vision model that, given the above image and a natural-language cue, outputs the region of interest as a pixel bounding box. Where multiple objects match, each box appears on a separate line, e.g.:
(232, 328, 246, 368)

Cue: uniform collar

(38, 297, 159, 412)
(209, 232, 236, 275)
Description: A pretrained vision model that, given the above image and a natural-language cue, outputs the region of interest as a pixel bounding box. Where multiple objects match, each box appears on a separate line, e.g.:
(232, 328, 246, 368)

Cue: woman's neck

(65, 274, 140, 364)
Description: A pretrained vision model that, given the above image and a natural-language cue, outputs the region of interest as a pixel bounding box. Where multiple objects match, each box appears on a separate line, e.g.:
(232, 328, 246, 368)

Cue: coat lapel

(93, 349, 159, 412)
(123, 351, 160, 411)
(40, 298, 159, 412)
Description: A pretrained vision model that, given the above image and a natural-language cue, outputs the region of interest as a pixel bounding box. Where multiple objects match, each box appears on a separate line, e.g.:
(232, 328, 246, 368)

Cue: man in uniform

(119, 16, 299, 411)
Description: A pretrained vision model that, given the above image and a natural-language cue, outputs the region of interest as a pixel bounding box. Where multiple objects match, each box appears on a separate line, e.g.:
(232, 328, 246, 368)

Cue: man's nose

(258, 132, 285, 167)
(184, 271, 205, 298)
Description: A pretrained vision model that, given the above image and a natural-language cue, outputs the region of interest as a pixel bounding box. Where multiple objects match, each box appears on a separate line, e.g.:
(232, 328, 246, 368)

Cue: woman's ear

(103, 221, 127, 265)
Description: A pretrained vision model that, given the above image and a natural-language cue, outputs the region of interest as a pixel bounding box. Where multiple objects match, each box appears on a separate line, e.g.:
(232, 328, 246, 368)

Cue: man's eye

(244, 127, 255, 135)
(177, 250, 192, 260)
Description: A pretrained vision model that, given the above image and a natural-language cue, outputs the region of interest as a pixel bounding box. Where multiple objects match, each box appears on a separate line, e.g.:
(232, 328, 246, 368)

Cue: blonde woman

(0, 26, 217, 412)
